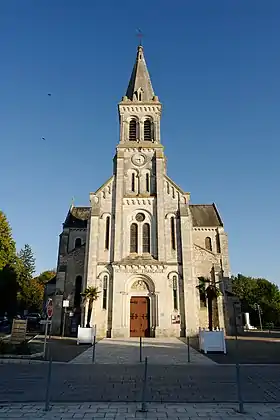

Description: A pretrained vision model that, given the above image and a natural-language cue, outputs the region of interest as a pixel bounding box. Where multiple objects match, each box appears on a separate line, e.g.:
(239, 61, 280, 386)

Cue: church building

(52, 45, 235, 338)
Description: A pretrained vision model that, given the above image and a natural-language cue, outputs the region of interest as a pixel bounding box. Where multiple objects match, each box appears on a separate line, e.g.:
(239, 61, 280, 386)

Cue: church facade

(52, 45, 235, 338)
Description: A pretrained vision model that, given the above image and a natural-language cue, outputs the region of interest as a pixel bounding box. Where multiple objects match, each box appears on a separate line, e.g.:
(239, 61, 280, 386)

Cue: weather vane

(137, 28, 143, 46)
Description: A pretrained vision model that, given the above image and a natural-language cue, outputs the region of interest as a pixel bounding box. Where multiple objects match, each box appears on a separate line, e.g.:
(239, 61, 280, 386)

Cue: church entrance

(130, 296, 150, 337)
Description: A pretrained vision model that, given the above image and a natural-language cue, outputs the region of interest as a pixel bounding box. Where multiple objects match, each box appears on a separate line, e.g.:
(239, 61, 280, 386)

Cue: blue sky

(0, 0, 279, 283)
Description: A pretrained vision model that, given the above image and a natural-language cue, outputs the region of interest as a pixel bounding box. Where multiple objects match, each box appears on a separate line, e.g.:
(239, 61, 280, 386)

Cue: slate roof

(189, 204, 223, 227)
(63, 206, 90, 228)
(125, 45, 155, 101)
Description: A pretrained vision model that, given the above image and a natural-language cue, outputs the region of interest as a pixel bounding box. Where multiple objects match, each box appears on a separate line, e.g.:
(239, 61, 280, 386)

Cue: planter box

(199, 329, 226, 354)
(77, 326, 96, 345)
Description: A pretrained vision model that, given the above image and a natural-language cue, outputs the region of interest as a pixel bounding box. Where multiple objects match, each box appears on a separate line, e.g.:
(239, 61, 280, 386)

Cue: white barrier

(77, 325, 96, 345)
(199, 328, 226, 354)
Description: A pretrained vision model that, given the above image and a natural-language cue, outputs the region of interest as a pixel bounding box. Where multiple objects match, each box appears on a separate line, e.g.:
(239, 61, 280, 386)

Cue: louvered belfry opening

(129, 119, 137, 141)
(144, 119, 152, 141)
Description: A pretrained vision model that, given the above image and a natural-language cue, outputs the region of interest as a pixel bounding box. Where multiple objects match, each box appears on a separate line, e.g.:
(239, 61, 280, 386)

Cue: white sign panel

(63, 300, 70, 308)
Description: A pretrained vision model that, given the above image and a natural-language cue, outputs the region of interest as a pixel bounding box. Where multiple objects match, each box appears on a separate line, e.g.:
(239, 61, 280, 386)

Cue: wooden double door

(130, 296, 150, 337)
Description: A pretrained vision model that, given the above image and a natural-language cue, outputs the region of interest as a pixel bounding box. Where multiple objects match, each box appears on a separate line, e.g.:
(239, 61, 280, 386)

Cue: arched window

(105, 216, 110, 250)
(142, 223, 150, 253)
(129, 119, 137, 141)
(205, 237, 212, 251)
(74, 276, 82, 308)
(139, 92, 142, 101)
(145, 173, 150, 192)
(173, 275, 178, 310)
(130, 223, 138, 253)
(144, 119, 152, 141)
(75, 238, 82, 248)
(170, 217, 176, 250)
(132, 173, 136, 192)
(102, 275, 108, 310)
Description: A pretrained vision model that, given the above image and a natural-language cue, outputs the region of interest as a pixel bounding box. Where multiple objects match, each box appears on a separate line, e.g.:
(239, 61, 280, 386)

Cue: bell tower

(118, 45, 162, 146)
(113, 45, 166, 262)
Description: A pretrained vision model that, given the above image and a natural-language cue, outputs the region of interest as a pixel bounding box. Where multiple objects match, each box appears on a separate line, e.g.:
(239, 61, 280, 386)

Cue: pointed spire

(125, 45, 155, 102)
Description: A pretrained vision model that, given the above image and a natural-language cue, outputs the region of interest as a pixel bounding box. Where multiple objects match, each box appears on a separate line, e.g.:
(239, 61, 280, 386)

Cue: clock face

(132, 153, 146, 167)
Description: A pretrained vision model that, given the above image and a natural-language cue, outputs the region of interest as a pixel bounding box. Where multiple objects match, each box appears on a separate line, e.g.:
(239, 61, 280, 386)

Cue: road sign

(46, 299, 53, 319)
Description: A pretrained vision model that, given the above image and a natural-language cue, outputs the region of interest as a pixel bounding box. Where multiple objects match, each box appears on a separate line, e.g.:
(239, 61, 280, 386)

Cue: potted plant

(81, 286, 100, 328)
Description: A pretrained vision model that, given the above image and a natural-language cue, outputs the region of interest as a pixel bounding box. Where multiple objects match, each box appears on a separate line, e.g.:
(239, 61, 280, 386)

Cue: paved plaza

(1, 402, 280, 419)
(70, 338, 215, 365)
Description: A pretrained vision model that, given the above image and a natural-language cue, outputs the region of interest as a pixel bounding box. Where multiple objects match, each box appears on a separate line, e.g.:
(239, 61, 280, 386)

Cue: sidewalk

(0, 402, 279, 419)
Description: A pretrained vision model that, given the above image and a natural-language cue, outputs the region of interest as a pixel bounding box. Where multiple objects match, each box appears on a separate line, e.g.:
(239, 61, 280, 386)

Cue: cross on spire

(136, 28, 143, 46)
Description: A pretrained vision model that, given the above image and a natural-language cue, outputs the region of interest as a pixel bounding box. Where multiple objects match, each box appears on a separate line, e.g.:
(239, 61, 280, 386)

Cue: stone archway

(126, 276, 157, 338)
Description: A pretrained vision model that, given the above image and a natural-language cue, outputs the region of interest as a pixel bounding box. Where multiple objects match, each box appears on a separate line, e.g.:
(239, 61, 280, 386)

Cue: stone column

(113, 150, 124, 261)
(155, 148, 166, 261)
(179, 202, 199, 336)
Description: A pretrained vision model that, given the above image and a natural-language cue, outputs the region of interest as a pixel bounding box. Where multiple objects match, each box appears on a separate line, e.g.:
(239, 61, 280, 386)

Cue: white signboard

(77, 325, 96, 345)
(63, 300, 70, 308)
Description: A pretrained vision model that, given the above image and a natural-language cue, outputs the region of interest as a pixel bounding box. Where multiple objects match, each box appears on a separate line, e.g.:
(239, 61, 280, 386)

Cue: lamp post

(254, 303, 263, 331)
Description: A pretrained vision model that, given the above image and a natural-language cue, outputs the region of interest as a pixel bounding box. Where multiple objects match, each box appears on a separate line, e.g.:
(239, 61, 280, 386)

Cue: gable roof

(63, 206, 90, 228)
(189, 204, 223, 227)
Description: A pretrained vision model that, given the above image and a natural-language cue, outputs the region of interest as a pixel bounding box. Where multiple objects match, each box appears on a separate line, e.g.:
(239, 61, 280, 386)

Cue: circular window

(136, 213, 145, 222)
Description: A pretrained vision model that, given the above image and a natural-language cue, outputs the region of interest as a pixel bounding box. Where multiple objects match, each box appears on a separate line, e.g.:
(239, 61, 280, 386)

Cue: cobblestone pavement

(1, 364, 280, 403)
(70, 338, 215, 365)
(1, 402, 280, 419)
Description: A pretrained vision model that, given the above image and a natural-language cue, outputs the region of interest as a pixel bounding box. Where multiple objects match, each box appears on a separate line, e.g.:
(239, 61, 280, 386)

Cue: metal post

(139, 357, 148, 412)
(92, 334, 96, 363)
(62, 308, 66, 337)
(44, 356, 52, 411)
(140, 336, 142, 363)
(43, 321, 48, 360)
(233, 303, 244, 414)
(258, 305, 263, 331)
(187, 336, 190, 363)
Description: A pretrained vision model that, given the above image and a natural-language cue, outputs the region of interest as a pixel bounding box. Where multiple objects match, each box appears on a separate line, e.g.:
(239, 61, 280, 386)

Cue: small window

(102, 275, 108, 310)
(142, 223, 150, 253)
(132, 173, 136, 192)
(130, 223, 138, 253)
(139, 92, 142, 101)
(205, 237, 212, 251)
(144, 119, 152, 141)
(173, 276, 178, 310)
(146, 173, 150, 192)
(216, 234, 221, 253)
(75, 238, 82, 248)
(171, 217, 176, 250)
(129, 119, 137, 141)
(74, 276, 82, 308)
(105, 217, 110, 250)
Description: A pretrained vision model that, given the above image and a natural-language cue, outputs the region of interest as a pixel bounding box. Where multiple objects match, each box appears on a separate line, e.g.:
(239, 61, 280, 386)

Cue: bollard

(44, 356, 53, 411)
(139, 336, 142, 363)
(92, 334, 96, 363)
(235, 362, 244, 413)
(139, 357, 148, 412)
(187, 336, 190, 363)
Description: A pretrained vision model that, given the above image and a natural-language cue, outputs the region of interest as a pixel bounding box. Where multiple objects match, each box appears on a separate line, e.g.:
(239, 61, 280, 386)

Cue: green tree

(0, 211, 16, 271)
(21, 278, 44, 312)
(15, 244, 36, 311)
(34, 270, 56, 285)
(232, 274, 280, 327)
(81, 286, 100, 328)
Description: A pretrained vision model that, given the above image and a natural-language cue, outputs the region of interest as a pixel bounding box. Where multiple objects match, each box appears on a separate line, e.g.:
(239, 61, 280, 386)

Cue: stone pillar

(179, 201, 199, 336)
(87, 194, 100, 288)
(113, 150, 124, 261)
(155, 148, 166, 261)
